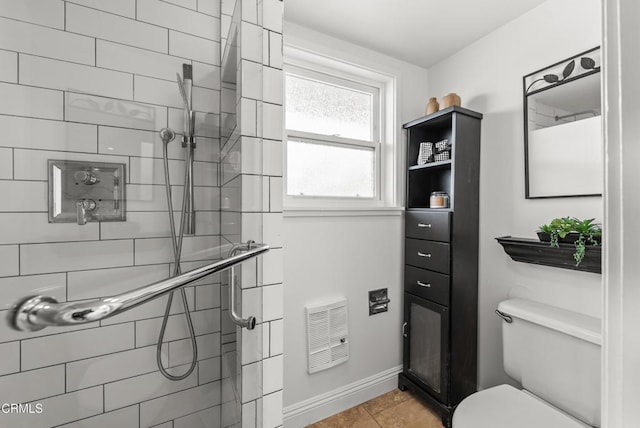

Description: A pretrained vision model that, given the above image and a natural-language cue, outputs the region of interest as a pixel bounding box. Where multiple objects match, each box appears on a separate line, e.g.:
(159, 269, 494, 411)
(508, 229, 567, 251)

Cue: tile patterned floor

(307, 389, 445, 428)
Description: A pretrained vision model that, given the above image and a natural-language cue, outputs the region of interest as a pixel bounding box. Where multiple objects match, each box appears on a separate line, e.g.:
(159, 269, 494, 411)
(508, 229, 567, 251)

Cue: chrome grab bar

(227, 241, 258, 330)
(8, 242, 269, 332)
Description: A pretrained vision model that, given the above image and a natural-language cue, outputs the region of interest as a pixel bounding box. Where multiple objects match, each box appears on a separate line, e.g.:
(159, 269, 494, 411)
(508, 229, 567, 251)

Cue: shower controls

(48, 160, 126, 224)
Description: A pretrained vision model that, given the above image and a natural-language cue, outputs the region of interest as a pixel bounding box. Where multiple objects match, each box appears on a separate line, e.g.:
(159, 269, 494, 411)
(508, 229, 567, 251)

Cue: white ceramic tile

(151, 423, 173, 428)
(262, 0, 283, 34)
(195, 211, 222, 236)
(67, 3, 168, 53)
(177, 261, 222, 286)
(262, 103, 283, 141)
(0, 50, 16, 83)
(242, 175, 263, 211)
(260, 248, 282, 286)
(262, 177, 270, 211)
(220, 212, 240, 242)
(171, 185, 221, 211)
(20, 240, 133, 275)
(0, 342, 18, 375)
(0, 245, 18, 277)
(66, 0, 136, 18)
(262, 28, 270, 66)
(135, 308, 220, 346)
(13, 149, 128, 181)
(168, 107, 220, 138)
(138, 0, 220, 41)
(97, 40, 187, 83)
(263, 139, 282, 176)
(262, 390, 283, 428)
(194, 137, 221, 162)
(0, 82, 62, 120)
(174, 405, 220, 428)
(0, 116, 97, 152)
(198, 0, 221, 17)
(126, 184, 169, 212)
(66, 346, 158, 391)
(99, 126, 183, 159)
(194, 161, 219, 186)
(241, 212, 262, 244)
(0, 147, 11, 179)
(261, 284, 282, 323)
(163, 0, 197, 10)
(100, 288, 194, 326)
(0, 386, 103, 428)
(240, 98, 257, 136)
(170, 30, 220, 66)
(241, 400, 256, 428)
(269, 177, 282, 212)
(269, 32, 283, 69)
(0, 181, 46, 212)
(169, 332, 220, 367)
(269, 319, 283, 356)
(22, 323, 134, 370)
(0, 273, 66, 311)
(101, 211, 171, 239)
(241, 286, 262, 324)
(241, 361, 262, 402)
(0, 0, 64, 29)
(129, 156, 184, 185)
(57, 406, 139, 428)
(241, 322, 262, 365)
(105, 366, 198, 411)
(135, 75, 185, 109)
(66, 92, 167, 131)
(221, 0, 236, 17)
(263, 66, 282, 105)
(0, 213, 99, 245)
(0, 366, 64, 404)
(193, 62, 221, 90)
(242, 0, 258, 23)
(135, 235, 220, 265)
(140, 381, 221, 427)
(195, 283, 221, 310)
(192, 86, 221, 113)
(68, 265, 169, 300)
(0, 17, 94, 65)
(241, 22, 262, 63)
(262, 213, 282, 248)
(20, 54, 133, 100)
(220, 400, 239, 426)
(262, 354, 283, 394)
(241, 60, 262, 100)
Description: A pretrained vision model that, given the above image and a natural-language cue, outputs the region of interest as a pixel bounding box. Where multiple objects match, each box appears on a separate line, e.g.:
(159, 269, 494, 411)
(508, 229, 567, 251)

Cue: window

(283, 49, 397, 209)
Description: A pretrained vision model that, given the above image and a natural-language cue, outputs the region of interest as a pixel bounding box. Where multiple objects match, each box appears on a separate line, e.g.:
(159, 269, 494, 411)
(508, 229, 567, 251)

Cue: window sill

(283, 207, 404, 218)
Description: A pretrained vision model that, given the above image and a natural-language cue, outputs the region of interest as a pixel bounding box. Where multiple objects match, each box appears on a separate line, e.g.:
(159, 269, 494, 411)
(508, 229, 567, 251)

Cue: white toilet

(453, 298, 601, 428)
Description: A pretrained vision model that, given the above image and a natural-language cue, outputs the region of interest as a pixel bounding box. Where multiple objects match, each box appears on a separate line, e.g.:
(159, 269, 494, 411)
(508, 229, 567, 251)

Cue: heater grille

(306, 299, 349, 374)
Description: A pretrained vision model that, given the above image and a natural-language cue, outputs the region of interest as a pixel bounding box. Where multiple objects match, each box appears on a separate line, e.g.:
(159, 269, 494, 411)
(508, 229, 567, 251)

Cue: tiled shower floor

(307, 389, 445, 428)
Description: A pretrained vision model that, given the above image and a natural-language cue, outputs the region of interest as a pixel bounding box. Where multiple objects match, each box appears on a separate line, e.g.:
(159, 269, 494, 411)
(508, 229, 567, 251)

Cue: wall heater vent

(306, 298, 349, 374)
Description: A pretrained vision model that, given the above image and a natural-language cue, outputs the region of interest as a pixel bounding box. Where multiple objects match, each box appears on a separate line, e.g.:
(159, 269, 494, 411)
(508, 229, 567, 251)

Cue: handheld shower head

(159, 127, 176, 144)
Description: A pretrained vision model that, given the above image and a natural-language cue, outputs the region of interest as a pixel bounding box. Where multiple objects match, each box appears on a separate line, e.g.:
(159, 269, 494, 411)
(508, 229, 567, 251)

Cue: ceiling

(284, 0, 548, 69)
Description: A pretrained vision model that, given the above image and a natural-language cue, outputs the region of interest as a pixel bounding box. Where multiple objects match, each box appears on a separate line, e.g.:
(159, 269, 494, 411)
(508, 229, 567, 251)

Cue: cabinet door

(403, 293, 449, 403)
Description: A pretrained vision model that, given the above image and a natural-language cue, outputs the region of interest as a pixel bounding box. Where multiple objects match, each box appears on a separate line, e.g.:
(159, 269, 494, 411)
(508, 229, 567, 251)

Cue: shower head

(176, 73, 190, 112)
(159, 127, 176, 144)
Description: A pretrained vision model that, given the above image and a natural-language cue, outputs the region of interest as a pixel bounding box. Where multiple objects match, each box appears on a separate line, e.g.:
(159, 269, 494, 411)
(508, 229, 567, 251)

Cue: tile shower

(0, 0, 283, 427)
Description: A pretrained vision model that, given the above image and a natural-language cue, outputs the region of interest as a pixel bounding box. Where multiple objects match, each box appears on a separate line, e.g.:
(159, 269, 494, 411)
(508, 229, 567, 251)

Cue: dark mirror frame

(523, 46, 602, 199)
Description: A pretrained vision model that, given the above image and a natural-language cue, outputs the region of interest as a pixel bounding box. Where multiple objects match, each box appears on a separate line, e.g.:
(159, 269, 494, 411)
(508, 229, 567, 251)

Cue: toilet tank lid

(498, 299, 601, 346)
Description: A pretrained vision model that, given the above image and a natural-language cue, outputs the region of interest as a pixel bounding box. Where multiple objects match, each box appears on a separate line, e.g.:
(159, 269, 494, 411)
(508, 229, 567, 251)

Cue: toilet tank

(499, 299, 601, 427)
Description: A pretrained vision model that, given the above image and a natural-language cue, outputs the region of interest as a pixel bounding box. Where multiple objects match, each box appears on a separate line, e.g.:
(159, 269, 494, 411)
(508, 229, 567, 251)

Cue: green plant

(538, 217, 602, 266)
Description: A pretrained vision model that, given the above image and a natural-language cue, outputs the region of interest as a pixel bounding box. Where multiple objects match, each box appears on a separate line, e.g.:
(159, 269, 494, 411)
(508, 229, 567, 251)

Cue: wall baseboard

(283, 365, 403, 428)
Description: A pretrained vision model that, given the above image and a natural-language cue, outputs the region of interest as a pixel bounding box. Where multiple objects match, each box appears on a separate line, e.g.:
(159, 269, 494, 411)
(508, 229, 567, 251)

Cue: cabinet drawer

(405, 238, 450, 274)
(406, 211, 450, 242)
(404, 265, 450, 306)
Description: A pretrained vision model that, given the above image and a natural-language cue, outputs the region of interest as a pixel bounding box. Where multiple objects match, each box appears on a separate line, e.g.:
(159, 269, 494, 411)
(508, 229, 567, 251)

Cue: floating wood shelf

(495, 236, 601, 274)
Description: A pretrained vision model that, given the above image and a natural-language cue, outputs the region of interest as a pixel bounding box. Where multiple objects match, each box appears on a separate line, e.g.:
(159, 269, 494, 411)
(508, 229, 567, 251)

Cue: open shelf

(495, 236, 601, 274)
(408, 160, 452, 171)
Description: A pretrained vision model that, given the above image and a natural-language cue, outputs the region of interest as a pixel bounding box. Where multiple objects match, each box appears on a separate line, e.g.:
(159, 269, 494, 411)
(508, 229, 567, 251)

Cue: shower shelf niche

(496, 236, 601, 274)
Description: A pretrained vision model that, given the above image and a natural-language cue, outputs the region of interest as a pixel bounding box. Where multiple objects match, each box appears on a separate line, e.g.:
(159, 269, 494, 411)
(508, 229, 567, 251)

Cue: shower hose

(157, 129, 198, 380)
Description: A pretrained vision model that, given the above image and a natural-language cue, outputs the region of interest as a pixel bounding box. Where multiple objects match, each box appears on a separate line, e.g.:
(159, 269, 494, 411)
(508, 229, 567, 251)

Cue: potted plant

(538, 217, 602, 266)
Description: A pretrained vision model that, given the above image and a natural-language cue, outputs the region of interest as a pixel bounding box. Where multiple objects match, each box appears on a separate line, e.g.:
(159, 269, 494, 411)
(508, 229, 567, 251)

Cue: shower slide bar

(8, 241, 269, 332)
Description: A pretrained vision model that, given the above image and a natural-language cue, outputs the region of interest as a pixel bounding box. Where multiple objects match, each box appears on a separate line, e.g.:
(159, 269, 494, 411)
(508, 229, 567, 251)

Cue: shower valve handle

(76, 199, 97, 225)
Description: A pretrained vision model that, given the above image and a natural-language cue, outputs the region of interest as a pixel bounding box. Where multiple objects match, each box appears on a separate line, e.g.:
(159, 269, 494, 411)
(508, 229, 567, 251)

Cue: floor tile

(361, 389, 412, 416)
(308, 405, 380, 428)
(373, 397, 443, 428)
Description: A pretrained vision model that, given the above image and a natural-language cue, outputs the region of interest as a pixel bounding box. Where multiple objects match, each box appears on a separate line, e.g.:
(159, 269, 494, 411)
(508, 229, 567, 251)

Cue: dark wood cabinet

(398, 106, 482, 428)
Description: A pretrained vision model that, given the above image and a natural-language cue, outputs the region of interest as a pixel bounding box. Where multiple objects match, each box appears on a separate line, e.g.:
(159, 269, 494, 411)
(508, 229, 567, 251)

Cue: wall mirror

(523, 46, 602, 198)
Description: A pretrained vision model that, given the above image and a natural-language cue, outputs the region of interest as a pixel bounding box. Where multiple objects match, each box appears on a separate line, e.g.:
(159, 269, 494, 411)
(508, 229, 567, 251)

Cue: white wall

(426, 0, 603, 388)
(281, 23, 429, 424)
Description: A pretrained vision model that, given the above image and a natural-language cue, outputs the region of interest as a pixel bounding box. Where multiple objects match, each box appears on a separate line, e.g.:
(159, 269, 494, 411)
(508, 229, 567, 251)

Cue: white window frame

(283, 45, 399, 210)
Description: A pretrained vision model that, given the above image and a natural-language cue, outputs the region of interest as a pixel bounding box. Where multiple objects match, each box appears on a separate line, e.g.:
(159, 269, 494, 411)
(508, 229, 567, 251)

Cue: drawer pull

(417, 281, 431, 288)
(417, 252, 432, 258)
(417, 223, 432, 228)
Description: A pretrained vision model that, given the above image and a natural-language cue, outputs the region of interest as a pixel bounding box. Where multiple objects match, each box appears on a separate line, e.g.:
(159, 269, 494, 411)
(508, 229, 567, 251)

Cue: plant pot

(537, 232, 602, 244)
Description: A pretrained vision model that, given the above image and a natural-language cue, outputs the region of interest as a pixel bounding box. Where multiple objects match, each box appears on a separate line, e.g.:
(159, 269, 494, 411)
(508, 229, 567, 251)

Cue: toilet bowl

(452, 299, 601, 428)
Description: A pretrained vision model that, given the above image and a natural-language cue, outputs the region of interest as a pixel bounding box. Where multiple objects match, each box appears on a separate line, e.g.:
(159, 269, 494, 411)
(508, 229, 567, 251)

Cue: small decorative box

(417, 142, 434, 165)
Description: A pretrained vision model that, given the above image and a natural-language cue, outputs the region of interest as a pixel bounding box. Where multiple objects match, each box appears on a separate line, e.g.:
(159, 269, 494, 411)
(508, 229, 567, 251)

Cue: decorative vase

(425, 97, 439, 115)
(441, 93, 461, 109)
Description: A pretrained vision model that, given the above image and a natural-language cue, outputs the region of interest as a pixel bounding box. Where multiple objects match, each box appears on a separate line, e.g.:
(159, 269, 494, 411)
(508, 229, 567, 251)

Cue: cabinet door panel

(405, 238, 450, 274)
(406, 211, 450, 242)
(404, 265, 449, 306)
